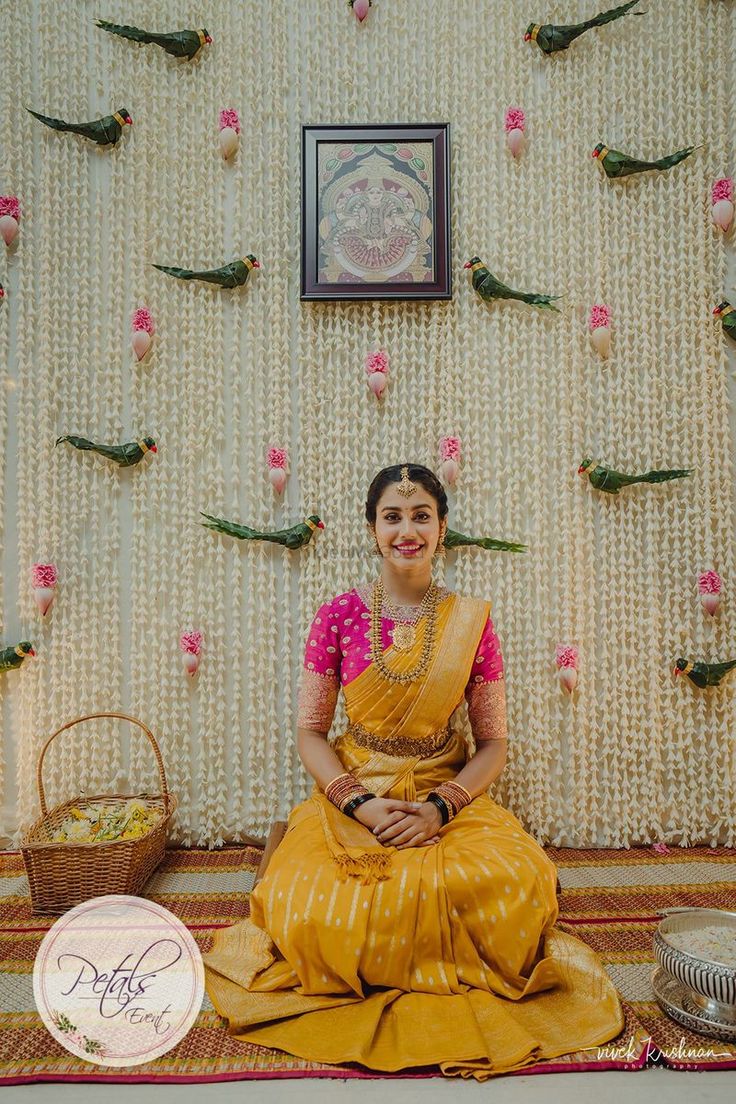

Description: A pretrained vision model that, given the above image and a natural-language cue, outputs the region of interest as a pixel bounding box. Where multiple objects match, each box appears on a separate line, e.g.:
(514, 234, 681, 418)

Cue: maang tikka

(396, 465, 417, 497)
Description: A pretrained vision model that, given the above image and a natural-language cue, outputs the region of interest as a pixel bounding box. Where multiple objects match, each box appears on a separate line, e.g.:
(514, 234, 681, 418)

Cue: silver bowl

(654, 907, 736, 1026)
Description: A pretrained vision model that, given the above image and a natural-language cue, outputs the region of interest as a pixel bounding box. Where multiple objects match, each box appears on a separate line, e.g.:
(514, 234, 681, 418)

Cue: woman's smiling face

(371, 484, 444, 563)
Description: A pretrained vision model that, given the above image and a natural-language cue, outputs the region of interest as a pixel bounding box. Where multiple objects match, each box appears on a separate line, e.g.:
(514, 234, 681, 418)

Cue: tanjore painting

(301, 124, 451, 301)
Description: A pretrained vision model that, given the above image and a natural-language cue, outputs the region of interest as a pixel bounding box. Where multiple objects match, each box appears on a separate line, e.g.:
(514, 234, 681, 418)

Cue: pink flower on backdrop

(651, 842, 671, 855)
(219, 108, 241, 134)
(365, 350, 389, 375)
(555, 644, 579, 669)
(588, 304, 611, 331)
(31, 563, 57, 587)
(439, 435, 461, 461)
(711, 177, 733, 203)
(504, 107, 525, 132)
(131, 307, 155, 334)
(179, 631, 202, 655)
(0, 196, 20, 220)
(266, 446, 288, 469)
(697, 570, 722, 594)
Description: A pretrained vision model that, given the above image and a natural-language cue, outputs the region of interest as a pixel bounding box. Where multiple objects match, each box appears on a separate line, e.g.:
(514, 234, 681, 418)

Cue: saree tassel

(333, 851, 393, 884)
(698, 570, 722, 618)
(711, 178, 734, 234)
(315, 793, 394, 884)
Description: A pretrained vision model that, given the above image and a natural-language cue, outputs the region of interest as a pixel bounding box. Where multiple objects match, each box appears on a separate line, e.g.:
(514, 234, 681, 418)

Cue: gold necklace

(370, 579, 440, 684)
(382, 583, 435, 651)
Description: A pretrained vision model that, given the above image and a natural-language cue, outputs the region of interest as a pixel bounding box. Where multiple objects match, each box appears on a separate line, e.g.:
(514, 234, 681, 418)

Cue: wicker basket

(20, 711, 177, 914)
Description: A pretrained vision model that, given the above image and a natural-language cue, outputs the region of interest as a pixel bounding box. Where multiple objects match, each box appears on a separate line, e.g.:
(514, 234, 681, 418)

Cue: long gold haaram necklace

(370, 578, 440, 684)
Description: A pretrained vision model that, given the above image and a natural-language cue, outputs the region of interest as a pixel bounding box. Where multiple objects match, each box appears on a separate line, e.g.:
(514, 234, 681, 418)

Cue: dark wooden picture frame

(300, 123, 451, 301)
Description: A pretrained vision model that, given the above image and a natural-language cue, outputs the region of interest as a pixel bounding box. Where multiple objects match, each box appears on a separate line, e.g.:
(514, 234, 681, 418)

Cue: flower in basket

(52, 799, 162, 843)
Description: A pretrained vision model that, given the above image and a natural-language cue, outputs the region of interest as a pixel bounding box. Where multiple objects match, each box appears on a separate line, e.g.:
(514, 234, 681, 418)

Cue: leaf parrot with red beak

(0, 642, 35, 671)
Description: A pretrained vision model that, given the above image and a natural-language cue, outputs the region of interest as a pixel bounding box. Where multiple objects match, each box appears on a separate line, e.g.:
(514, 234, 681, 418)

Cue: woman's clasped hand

(354, 796, 443, 848)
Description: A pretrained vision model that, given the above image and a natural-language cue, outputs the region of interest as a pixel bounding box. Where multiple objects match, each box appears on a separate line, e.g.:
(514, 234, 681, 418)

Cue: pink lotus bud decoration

(504, 107, 526, 159)
(31, 562, 58, 616)
(555, 643, 579, 695)
(180, 630, 203, 677)
(0, 195, 20, 247)
(711, 177, 734, 234)
(131, 307, 155, 361)
(651, 842, 671, 855)
(588, 303, 611, 359)
(267, 445, 289, 494)
(365, 350, 389, 399)
(219, 108, 241, 160)
(349, 0, 371, 23)
(698, 570, 722, 618)
(439, 436, 461, 485)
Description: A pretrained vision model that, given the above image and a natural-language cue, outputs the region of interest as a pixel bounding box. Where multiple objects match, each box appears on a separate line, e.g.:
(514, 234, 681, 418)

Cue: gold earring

(435, 529, 447, 557)
(369, 531, 383, 556)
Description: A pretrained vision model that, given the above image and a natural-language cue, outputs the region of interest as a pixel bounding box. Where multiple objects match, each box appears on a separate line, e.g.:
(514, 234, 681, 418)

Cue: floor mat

(0, 842, 733, 1083)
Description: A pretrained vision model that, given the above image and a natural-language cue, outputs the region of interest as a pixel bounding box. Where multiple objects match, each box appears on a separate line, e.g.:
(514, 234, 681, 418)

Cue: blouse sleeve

(464, 612, 508, 743)
(296, 600, 341, 733)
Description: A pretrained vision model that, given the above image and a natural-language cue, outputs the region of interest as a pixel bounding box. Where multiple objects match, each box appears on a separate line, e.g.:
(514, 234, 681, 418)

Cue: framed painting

(300, 123, 451, 301)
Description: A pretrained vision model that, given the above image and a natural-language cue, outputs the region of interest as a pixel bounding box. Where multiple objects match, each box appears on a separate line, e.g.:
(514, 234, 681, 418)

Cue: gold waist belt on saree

(343, 720, 453, 758)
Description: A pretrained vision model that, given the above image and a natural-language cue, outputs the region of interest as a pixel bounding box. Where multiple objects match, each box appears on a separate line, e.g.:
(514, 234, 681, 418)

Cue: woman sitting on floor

(202, 462, 624, 1080)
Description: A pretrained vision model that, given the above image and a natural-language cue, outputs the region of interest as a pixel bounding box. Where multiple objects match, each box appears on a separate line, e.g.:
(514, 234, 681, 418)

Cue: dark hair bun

(365, 464, 448, 524)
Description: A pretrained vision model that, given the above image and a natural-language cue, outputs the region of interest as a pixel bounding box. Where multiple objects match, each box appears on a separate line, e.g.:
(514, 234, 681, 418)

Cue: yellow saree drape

(202, 594, 624, 1080)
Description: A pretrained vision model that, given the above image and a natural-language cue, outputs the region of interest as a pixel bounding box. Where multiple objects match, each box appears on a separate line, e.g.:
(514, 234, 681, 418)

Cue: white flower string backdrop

(1, 0, 735, 848)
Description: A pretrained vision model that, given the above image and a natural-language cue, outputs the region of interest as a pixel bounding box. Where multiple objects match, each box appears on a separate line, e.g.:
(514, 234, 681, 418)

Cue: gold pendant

(392, 622, 416, 651)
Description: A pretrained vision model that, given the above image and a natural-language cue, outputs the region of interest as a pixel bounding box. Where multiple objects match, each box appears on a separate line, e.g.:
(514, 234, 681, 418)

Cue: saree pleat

(202, 594, 624, 1079)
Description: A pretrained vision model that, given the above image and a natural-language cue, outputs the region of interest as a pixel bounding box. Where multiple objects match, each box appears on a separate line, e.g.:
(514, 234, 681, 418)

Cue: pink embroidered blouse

(296, 581, 508, 743)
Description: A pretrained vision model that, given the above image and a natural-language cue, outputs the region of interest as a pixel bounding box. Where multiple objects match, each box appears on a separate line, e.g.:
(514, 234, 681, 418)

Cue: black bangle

(425, 792, 450, 826)
(343, 792, 377, 818)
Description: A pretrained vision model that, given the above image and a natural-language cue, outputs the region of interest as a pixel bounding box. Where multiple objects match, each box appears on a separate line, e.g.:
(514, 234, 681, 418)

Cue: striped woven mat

(0, 842, 734, 1083)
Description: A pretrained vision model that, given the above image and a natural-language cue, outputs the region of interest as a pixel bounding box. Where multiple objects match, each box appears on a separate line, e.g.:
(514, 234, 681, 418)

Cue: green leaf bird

(674, 657, 736, 689)
(200, 513, 324, 549)
(524, 1, 645, 54)
(444, 528, 527, 553)
(713, 300, 736, 341)
(152, 255, 260, 288)
(464, 257, 562, 312)
(0, 642, 35, 671)
(577, 457, 692, 494)
(26, 106, 132, 146)
(55, 435, 157, 466)
(592, 141, 698, 179)
(95, 20, 212, 59)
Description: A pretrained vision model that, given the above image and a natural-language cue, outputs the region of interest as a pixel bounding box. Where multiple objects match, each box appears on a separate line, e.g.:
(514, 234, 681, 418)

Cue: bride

(202, 463, 623, 1080)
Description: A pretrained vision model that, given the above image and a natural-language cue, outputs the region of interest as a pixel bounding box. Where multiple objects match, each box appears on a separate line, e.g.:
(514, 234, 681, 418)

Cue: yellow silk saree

(202, 592, 624, 1080)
